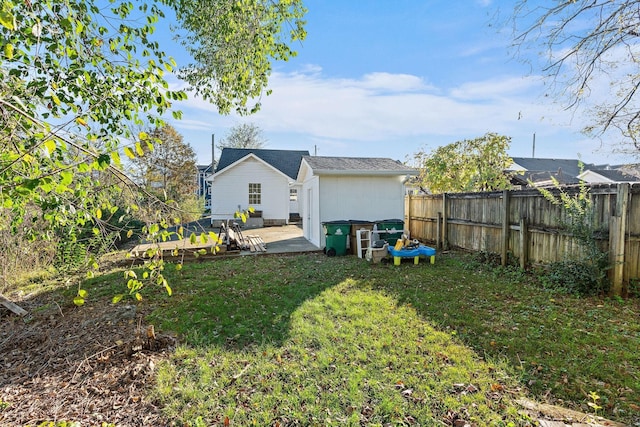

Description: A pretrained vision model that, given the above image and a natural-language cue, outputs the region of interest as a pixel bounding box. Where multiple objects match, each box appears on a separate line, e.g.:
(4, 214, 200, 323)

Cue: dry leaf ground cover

(1, 251, 638, 426)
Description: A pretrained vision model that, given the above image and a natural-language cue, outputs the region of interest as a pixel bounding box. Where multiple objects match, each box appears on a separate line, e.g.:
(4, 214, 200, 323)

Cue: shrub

(536, 173, 610, 296)
(541, 258, 609, 296)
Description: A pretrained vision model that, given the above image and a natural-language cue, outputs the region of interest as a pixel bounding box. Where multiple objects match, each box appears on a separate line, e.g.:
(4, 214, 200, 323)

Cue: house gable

(216, 148, 309, 180)
(214, 153, 292, 182)
(210, 148, 309, 225)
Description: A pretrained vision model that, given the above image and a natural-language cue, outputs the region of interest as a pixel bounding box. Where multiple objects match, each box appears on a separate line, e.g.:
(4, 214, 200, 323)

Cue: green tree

(129, 124, 203, 222)
(415, 133, 513, 194)
(175, 1, 307, 115)
(130, 125, 197, 201)
(510, 1, 640, 156)
(220, 123, 267, 149)
(0, 0, 306, 300)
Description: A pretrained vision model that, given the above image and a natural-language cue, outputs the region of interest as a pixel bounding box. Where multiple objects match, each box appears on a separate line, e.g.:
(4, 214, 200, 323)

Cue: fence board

(405, 183, 640, 294)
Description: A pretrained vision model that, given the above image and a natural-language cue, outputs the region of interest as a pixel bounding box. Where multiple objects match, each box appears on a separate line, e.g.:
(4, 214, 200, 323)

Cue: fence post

(519, 217, 528, 269)
(501, 190, 510, 266)
(405, 195, 411, 238)
(437, 212, 442, 250)
(442, 193, 448, 250)
(609, 183, 629, 296)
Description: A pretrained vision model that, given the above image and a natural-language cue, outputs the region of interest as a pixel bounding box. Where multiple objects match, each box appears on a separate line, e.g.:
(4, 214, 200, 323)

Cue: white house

(209, 148, 309, 226)
(296, 156, 417, 248)
(578, 167, 640, 184)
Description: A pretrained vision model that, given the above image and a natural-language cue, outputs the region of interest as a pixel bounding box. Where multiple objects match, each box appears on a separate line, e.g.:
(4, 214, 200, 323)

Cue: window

(289, 188, 298, 201)
(249, 183, 261, 205)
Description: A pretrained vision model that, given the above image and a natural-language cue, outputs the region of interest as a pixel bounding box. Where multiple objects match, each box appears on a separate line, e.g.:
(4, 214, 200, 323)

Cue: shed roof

(216, 148, 309, 179)
(302, 156, 416, 175)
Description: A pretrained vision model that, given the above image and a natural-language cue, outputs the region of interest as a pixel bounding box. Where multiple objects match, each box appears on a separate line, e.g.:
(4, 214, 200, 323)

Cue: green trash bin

(323, 220, 351, 256)
(375, 219, 405, 246)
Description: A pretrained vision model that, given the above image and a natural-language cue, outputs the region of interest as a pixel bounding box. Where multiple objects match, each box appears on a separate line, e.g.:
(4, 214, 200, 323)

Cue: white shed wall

(316, 175, 406, 248)
(300, 175, 320, 247)
(211, 157, 291, 221)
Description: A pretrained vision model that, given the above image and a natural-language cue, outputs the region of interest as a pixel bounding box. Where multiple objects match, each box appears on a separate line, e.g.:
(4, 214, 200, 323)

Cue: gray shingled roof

(510, 157, 597, 178)
(216, 148, 310, 179)
(588, 169, 640, 182)
(303, 156, 416, 174)
(510, 170, 582, 186)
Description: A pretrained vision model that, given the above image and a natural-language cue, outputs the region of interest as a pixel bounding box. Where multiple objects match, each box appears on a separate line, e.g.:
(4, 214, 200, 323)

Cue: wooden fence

(404, 183, 639, 295)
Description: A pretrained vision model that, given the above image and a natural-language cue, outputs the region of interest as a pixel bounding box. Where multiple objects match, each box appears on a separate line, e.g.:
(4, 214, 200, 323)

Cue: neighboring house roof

(509, 157, 598, 178)
(215, 148, 310, 180)
(301, 156, 417, 176)
(510, 170, 582, 187)
(197, 164, 214, 173)
(579, 168, 640, 183)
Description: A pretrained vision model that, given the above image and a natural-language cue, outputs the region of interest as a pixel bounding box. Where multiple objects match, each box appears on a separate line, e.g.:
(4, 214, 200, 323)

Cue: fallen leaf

(490, 383, 504, 392)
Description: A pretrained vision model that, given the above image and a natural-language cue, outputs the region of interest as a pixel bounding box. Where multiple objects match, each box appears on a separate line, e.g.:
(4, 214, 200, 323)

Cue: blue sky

(160, 1, 631, 166)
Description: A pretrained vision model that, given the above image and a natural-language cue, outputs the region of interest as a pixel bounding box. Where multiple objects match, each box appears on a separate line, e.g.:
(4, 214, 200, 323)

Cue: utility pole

(211, 133, 215, 169)
(532, 133, 536, 158)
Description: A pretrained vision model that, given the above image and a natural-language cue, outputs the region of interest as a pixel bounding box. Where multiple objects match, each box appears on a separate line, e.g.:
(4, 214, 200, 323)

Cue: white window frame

(249, 183, 261, 205)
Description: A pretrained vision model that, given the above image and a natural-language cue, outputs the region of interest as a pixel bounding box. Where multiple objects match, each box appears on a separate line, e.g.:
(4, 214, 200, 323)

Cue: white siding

(301, 176, 320, 246)
(317, 175, 406, 248)
(289, 183, 302, 214)
(578, 170, 614, 184)
(211, 157, 290, 221)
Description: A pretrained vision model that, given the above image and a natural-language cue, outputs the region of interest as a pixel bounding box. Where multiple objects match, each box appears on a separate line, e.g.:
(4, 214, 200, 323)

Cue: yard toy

(387, 245, 436, 266)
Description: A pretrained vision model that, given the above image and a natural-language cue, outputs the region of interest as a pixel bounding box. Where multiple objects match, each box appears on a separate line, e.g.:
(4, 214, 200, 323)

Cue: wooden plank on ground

(0, 294, 28, 316)
(246, 235, 267, 252)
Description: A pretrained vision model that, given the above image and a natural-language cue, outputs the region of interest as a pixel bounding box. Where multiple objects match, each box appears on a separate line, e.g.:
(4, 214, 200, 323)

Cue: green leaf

(189, 233, 197, 244)
(78, 289, 88, 298)
(135, 142, 144, 156)
(60, 170, 73, 186)
(110, 151, 121, 166)
(112, 294, 124, 304)
(124, 147, 135, 159)
(44, 139, 56, 155)
(0, 10, 16, 30)
(4, 42, 14, 59)
(73, 296, 85, 306)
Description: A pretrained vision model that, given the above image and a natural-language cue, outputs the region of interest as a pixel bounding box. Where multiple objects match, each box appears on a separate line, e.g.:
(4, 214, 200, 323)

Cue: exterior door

(306, 188, 313, 241)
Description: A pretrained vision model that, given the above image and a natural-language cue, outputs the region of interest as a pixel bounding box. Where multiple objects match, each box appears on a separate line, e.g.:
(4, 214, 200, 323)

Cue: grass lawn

(79, 251, 639, 425)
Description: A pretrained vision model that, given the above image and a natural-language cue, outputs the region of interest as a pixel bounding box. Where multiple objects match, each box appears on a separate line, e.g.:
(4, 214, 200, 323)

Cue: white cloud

(168, 66, 630, 164)
(450, 75, 541, 100)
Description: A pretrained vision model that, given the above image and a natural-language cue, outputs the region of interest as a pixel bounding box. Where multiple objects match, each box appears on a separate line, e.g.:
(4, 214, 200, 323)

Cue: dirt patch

(0, 296, 175, 426)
